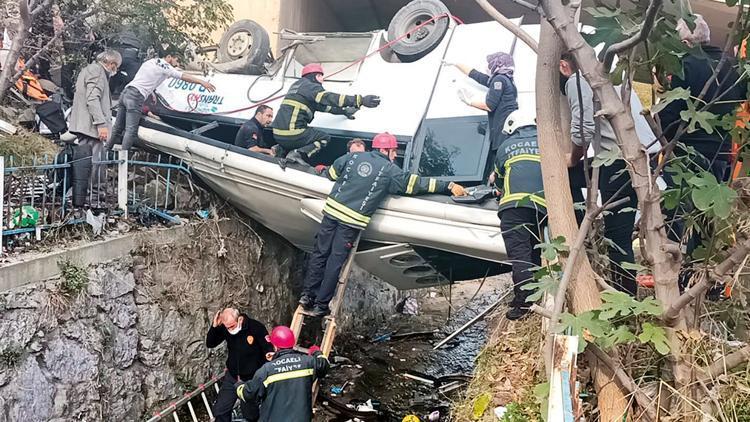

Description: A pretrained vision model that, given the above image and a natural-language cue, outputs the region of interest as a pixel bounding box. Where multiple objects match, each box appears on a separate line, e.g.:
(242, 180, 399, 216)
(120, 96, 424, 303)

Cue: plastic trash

(85, 209, 105, 235)
(494, 406, 507, 420)
(396, 296, 419, 315)
(10, 205, 39, 229)
(428, 410, 440, 421)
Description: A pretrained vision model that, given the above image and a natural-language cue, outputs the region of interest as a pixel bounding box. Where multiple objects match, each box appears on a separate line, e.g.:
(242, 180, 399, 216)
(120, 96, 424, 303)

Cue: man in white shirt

(107, 48, 215, 150)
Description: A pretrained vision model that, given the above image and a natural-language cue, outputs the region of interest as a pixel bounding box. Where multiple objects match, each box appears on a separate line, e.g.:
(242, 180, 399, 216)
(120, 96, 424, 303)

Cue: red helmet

(267, 326, 295, 349)
(372, 132, 398, 149)
(301, 63, 324, 77)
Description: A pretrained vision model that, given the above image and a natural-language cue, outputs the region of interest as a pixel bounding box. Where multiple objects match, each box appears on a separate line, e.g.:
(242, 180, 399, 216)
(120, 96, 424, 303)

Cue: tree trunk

(535, 18, 632, 421)
(0, 0, 29, 104)
(538, 0, 689, 389)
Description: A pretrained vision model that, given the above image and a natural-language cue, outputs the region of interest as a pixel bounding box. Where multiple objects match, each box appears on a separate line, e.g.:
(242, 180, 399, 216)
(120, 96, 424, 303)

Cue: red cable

(162, 13, 462, 116)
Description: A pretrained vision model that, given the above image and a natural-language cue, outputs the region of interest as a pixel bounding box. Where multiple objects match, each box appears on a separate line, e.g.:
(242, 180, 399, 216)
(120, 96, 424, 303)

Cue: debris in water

(396, 297, 420, 315)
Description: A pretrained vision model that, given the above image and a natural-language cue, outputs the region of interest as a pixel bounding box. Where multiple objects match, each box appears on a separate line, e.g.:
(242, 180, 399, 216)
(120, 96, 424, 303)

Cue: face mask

(227, 324, 242, 335)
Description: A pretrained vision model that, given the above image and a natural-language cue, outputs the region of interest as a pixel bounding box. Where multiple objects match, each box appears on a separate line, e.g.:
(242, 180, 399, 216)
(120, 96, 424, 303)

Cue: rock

(43, 337, 98, 383)
(138, 338, 167, 368)
(0, 309, 40, 352)
(113, 329, 137, 369)
(60, 319, 104, 355)
(1, 286, 48, 310)
(101, 367, 143, 420)
(53, 387, 67, 417)
(29, 341, 43, 353)
(136, 304, 163, 339)
(107, 295, 137, 329)
(8, 357, 54, 422)
(143, 367, 179, 410)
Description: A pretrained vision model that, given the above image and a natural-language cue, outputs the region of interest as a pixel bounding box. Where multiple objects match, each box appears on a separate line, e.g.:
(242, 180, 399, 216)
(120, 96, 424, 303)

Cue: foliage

(58, 259, 89, 296)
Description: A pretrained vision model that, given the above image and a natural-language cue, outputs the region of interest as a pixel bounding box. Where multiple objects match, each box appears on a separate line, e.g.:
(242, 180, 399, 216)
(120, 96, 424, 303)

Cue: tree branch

(663, 237, 750, 326)
(703, 345, 750, 382)
(589, 345, 658, 421)
(602, 0, 662, 71)
(472, 0, 540, 53)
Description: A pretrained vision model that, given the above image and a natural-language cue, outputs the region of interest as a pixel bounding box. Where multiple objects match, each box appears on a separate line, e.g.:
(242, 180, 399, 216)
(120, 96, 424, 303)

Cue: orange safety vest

(14, 58, 49, 101)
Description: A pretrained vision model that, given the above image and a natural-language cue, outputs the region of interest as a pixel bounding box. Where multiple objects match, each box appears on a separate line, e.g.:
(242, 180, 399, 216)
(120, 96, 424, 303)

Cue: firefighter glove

(448, 182, 468, 197)
(235, 382, 246, 402)
(343, 106, 358, 119)
(314, 164, 327, 174)
(362, 95, 381, 108)
(308, 345, 321, 355)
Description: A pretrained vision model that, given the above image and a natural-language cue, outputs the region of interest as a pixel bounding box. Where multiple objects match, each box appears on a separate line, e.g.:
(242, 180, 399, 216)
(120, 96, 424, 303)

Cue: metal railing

(1, 146, 198, 249)
(147, 371, 226, 422)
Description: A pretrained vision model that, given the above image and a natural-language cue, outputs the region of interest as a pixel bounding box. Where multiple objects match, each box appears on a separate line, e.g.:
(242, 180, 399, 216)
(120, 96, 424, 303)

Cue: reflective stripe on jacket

(272, 77, 361, 139)
(493, 126, 546, 213)
(238, 349, 330, 422)
(323, 151, 450, 229)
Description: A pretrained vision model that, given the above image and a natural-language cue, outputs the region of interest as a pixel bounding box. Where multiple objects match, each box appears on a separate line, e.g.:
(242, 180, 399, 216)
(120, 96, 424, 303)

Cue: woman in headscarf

(446, 51, 519, 151)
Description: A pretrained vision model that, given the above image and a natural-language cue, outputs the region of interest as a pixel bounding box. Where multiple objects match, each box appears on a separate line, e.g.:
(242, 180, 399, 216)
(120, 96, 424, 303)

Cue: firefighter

(299, 132, 468, 317)
(493, 111, 546, 320)
(272, 63, 381, 167)
(235, 104, 275, 155)
(236, 326, 329, 422)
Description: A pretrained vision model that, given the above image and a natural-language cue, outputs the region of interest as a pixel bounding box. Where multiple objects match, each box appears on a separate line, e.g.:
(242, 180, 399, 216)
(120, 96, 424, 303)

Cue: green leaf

(620, 261, 648, 273)
(679, 100, 719, 134)
(689, 173, 739, 218)
(599, 290, 637, 320)
(472, 392, 492, 420)
(726, 0, 738, 6)
(650, 87, 691, 114)
(559, 311, 613, 352)
(522, 275, 558, 303)
(534, 236, 569, 261)
(584, 6, 621, 18)
(592, 145, 622, 168)
(638, 322, 671, 355)
(662, 189, 681, 210)
(598, 325, 637, 349)
(632, 297, 663, 316)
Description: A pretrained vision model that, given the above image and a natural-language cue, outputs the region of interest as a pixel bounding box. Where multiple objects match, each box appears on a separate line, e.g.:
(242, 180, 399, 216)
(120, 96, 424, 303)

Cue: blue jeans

(108, 86, 145, 150)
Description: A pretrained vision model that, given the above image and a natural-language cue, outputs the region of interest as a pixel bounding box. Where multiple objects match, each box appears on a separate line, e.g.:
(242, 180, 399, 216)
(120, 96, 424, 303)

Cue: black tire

(387, 0, 450, 63)
(217, 20, 270, 68)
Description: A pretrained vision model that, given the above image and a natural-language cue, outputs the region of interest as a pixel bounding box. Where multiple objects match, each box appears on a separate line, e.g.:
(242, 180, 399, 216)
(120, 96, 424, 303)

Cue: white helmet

(502, 110, 536, 135)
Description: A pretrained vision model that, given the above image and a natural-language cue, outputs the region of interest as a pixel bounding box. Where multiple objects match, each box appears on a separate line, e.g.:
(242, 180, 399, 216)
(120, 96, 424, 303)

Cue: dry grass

(0, 130, 59, 165)
(452, 312, 545, 421)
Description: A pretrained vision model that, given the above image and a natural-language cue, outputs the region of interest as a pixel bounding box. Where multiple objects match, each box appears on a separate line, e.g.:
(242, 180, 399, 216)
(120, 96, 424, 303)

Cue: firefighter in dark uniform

(234, 104, 275, 156)
(299, 132, 468, 317)
(236, 326, 329, 422)
(447, 52, 519, 174)
(272, 63, 381, 166)
(493, 111, 547, 320)
(206, 308, 274, 422)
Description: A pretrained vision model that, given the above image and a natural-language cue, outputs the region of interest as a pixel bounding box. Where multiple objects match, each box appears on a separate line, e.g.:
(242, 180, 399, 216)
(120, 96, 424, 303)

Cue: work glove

(308, 345, 321, 355)
(343, 106, 358, 120)
(314, 164, 327, 174)
(448, 182, 468, 197)
(457, 88, 472, 105)
(361, 95, 381, 108)
(235, 382, 246, 402)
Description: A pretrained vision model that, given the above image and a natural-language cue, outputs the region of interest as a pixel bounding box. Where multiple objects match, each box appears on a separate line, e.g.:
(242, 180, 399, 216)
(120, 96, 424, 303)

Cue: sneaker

(309, 304, 331, 318)
(299, 295, 315, 310)
(506, 307, 530, 321)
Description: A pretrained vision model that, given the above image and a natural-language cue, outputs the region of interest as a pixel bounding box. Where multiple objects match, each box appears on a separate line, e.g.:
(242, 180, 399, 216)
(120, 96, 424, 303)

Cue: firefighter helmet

(301, 63, 324, 77)
(372, 132, 398, 149)
(267, 326, 295, 349)
(502, 110, 536, 135)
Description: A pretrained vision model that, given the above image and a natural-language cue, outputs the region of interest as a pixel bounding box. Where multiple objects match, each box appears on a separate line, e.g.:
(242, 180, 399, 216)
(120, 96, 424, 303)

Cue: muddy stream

(314, 276, 510, 422)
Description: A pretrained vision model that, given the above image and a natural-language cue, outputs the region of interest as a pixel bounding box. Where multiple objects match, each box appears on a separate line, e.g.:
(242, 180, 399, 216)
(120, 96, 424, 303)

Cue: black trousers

(303, 216, 360, 307)
(213, 373, 259, 422)
(499, 207, 545, 308)
(569, 159, 638, 295)
(276, 128, 331, 161)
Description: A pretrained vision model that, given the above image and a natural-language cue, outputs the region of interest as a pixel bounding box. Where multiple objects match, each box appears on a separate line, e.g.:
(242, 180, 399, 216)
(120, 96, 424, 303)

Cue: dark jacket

(657, 45, 744, 161)
(272, 77, 361, 140)
(238, 348, 330, 422)
(323, 151, 450, 229)
(468, 70, 518, 149)
(493, 126, 546, 213)
(234, 117, 266, 149)
(206, 313, 273, 381)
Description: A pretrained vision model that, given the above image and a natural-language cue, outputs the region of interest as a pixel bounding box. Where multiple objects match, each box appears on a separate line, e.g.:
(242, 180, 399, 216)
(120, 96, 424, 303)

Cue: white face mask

(227, 324, 241, 335)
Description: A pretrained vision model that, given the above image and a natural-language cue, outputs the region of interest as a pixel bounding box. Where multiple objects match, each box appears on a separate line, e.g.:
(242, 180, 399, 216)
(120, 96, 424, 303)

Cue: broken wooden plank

(547, 334, 579, 422)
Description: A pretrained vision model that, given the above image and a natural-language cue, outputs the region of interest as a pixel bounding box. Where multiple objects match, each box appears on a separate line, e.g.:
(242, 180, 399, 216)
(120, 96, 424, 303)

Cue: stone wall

(0, 218, 405, 421)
